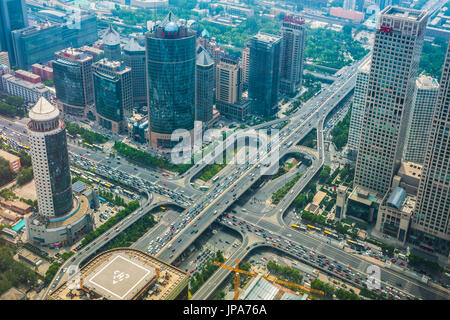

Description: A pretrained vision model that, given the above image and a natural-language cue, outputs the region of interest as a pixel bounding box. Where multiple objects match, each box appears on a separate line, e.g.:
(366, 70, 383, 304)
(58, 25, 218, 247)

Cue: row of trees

(64, 121, 108, 144)
(0, 96, 25, 118)
(267, 260, 303, 285)
(189, 251, 225, 294)
(113, 141, 192, 174)
(103, 213, 157, 250)
(311, 279, 360, 300)
(0, 246, 39, 295)
(81, 200, 140, 247)
(99, 189, 126, 207)
(330, 108, 351, 151)
(198, 163, 226, 182)
(299, 129, 317, 149)
(271, 173, 302, 204)
(0, 157, 14, 187)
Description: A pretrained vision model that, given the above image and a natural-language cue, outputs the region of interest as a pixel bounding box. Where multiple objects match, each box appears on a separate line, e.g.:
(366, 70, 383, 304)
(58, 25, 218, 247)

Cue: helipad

(83, 254, 156, 300)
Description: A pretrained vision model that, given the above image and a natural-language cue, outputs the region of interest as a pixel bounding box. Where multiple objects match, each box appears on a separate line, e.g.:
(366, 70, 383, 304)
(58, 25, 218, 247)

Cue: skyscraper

(195, 49, 214, 123)
(0, 0, 27, 67)
(93, 59, 132, 134)
(216, 55, 248, 119)
(241, 47, 250, 91)
(53, 48, 94, 118)
(248, 33, 281, 117)
(347, 59, 370, 154)
(27, 97, 73, 217)
(279, 15, 306, 96)
(412, 42, 450, 245)
(145, 12, 196, 150)
(354, 6, 428, 196)
(11, 13, 97, 70)
(123, 37, 147, 106)
(403, 75, 439, 164)
(343, 0, 356, 11)
(103, 25, 121, 62)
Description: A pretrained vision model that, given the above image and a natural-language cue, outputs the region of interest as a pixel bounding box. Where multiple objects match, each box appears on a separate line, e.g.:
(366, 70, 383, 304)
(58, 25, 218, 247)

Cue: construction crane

(214, 259, 325, 300)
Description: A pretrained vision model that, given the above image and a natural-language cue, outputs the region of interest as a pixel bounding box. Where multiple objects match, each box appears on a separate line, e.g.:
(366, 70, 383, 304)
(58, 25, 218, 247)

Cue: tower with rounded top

(27, 97, 73, 217)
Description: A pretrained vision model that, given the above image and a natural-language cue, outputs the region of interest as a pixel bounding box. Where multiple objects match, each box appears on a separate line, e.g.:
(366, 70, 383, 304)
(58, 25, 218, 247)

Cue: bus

(324, 230, 339, 240)
(212, 176, 219, 183)
(291, 224, 307, 232)
(307, 225, 321, 232)
(160, 207, 166, 211)
(347, 239, 365, 251)
(92, 144, 103, 151)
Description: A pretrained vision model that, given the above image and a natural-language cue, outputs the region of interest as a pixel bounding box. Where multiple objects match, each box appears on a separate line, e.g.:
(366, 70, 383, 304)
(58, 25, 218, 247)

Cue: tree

(16, 167, 33, 185)
(0, 157, 14, 186)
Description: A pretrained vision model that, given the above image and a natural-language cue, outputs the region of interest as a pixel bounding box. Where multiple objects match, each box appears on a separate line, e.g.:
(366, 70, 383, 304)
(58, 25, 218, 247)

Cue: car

(104, 236, 109, 241)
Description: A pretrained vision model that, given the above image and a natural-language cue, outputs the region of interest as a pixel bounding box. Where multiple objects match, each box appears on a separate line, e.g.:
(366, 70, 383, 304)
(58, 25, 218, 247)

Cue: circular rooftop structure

(164, 21, 179, 33)
(29, 97, 60, 122)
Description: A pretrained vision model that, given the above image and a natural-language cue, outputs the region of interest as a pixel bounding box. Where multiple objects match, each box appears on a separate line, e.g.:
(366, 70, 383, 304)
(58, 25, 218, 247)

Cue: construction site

(48, 248, 189, 300)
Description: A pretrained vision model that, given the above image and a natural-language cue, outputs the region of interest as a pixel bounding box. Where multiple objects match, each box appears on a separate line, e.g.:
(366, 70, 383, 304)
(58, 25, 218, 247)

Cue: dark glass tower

(53, 48, 94, 117)
(145, 12, 196, 150)
(93, 59, 132, 133)
(196, 48, 214, 123)
(0, 0, 27, 67)
(248, 32, 282, 118)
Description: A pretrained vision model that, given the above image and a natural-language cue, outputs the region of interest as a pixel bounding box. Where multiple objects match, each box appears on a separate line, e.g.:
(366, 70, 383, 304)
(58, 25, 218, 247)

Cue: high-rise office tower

(195, 49, 214, 123)
(27, 97, 73, 217)
(123, 37, 147, 106)
(354, 7, 428, 196)
(343, 0, 356, 11)
(412, 43, 450, 243)
(0, 0, 27, 67)
(403, 75, 439, 164)
(146, 12, 196, 150)
(279, 15, 306, 96)
(53, 48, 94, 118)
(93, 59, 132, 134)
(216, 55, 246, 119)
(103, 25, 121, 62)
(248, 33, 281, 117)
(347, 59, 370, 154)
(355, 0, 365, 12)
(241, 47, 250, 91)
(11, 13, 97, 70)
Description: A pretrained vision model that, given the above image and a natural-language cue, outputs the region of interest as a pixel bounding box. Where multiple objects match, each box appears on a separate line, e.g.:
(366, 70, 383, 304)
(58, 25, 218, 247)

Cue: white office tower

(27, 97, 73, 217)
(413, 42, 450, 245)
(347, 59, 370, 154)
(354, 6, 428, 196)
(343, 0, 356, 10)
(403, 75, 439, 164)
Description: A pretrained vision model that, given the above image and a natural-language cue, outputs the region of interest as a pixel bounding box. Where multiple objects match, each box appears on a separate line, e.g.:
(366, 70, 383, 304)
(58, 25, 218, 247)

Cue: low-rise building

(49, 248, 189, 300)
(0, 149, 21, 173)
(1, 73, 53, 104)
(31, 64, 54, 81)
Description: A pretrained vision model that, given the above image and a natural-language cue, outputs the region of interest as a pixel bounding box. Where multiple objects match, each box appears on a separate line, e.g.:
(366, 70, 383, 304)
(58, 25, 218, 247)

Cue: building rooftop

(241, 276, 308, 300)
(399, 161, 422, 179)
(123, 37, 144, 52)
(29, 97, 59, 121)
(252, 32, 281, 44)
(382, 6, 427, 21)
(416, 74, 439, 90)
(103, 25, 120, 46)
(0, 149, 20, 163)
(49, 248, 188, 300)
(196, 49, 214, 67)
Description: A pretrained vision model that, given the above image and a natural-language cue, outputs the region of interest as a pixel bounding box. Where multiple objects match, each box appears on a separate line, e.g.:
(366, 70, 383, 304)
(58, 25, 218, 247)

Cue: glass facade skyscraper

(53, 48, 94, 117)
(11, 14, 97, 70)
(93, 59, 132, 133)
(248, 33, 281, 118)
(0, 0, 27, 67)
(146, 12, 196, 149)
(124, 37, 147, 106)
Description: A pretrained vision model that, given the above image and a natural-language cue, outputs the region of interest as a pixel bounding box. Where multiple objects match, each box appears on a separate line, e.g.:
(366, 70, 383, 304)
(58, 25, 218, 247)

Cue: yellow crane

(214, 259, 325, 300)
